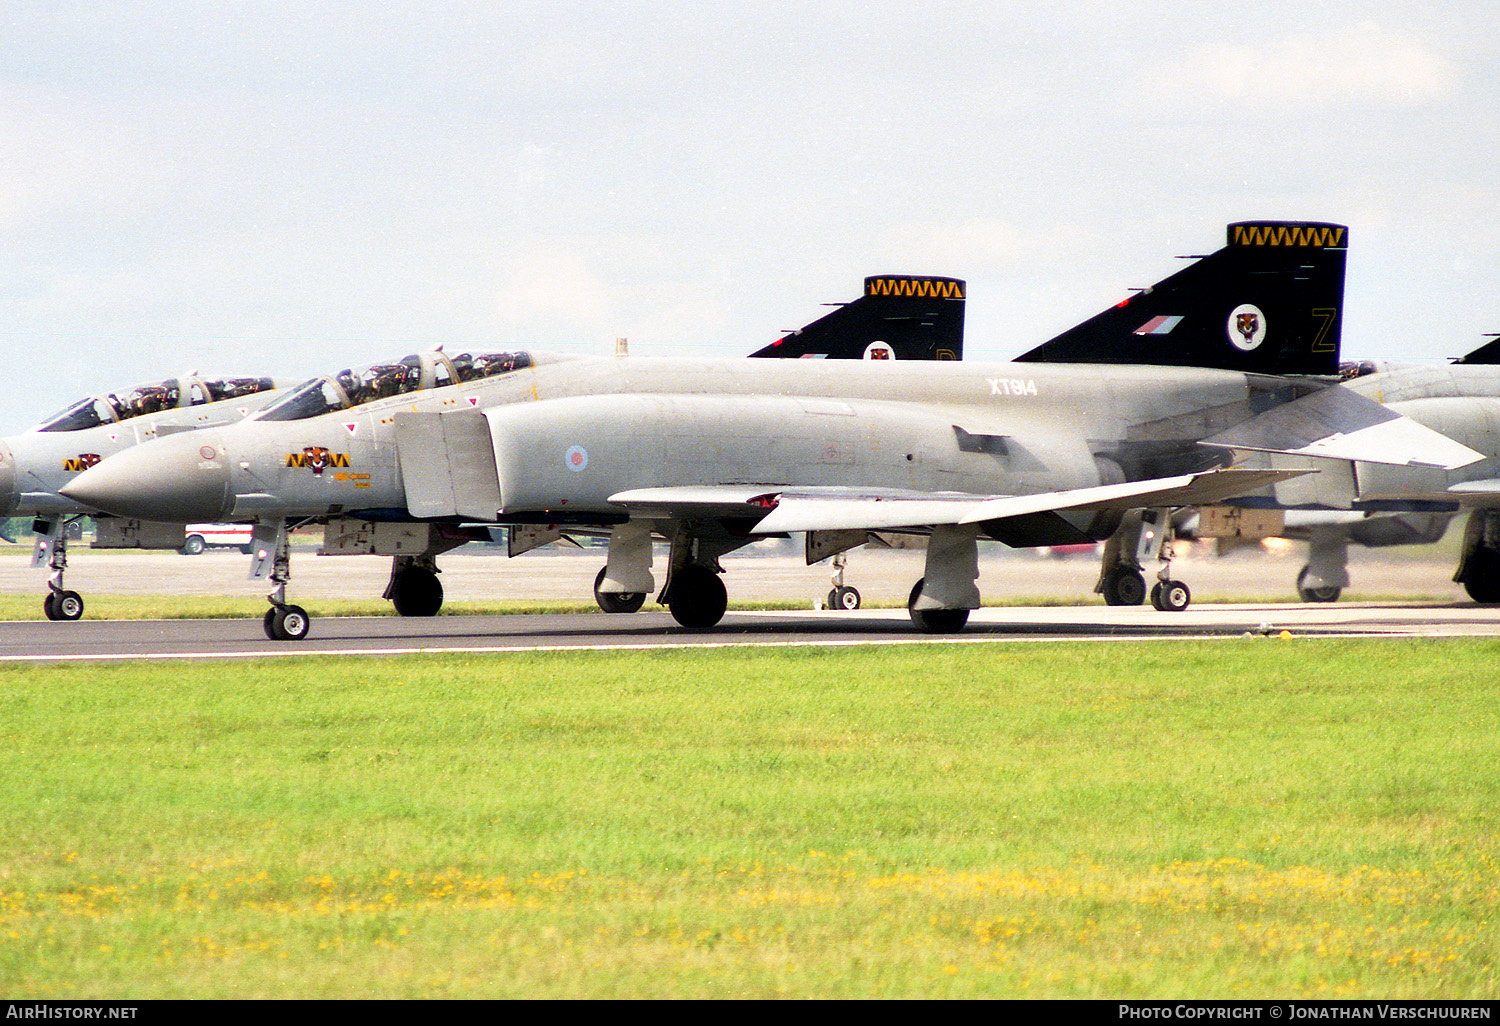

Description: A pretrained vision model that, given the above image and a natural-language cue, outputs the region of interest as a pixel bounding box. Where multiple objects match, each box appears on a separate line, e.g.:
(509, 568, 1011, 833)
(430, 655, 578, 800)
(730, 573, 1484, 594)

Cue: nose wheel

(253, 521, 312, 640)
(43, 589, 85, 621)
(34, 517, 86, 621)
(263, 604, 311, 641)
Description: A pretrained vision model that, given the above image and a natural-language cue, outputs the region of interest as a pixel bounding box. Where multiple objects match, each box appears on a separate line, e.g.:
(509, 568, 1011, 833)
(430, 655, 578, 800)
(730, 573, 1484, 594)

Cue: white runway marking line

(0, 630, 1409, 663)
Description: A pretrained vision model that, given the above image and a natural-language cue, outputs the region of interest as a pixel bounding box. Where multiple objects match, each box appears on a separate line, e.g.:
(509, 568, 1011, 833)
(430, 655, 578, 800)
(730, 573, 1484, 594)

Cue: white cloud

(1140, 21, 1458, 111)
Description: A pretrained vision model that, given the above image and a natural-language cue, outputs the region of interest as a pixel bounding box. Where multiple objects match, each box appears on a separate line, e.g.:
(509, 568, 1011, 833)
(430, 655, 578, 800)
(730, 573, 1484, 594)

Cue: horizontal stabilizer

(746, 468, 1309, 535)
(1447, 480, 1500, 499)
(1202, 385, 1484, 470)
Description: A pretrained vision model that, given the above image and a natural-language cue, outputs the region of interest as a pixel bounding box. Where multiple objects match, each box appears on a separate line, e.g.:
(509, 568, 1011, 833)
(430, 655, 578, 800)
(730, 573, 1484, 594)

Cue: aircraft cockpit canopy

(35, 376, 279, 433)
(255, 350, 534, 422)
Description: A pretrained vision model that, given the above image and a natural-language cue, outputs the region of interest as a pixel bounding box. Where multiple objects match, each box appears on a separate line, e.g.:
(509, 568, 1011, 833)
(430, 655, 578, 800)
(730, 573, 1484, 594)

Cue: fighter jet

(1160, 334, 1500, 604)
(5, 275, 957, 623)
(0, 373, 287, 619)
(63, 221, 1481, 640)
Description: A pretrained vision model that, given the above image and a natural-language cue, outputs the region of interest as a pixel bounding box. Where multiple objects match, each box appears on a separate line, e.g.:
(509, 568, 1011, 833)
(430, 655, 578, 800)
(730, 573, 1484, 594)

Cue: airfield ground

(0, 533, 1473, 607)
(0, 536, 1495, 1000)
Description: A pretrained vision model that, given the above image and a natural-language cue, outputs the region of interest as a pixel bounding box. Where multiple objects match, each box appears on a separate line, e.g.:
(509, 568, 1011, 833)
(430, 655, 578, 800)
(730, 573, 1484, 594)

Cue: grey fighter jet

(0, 373, 286, 619)
(1167, 338, 1500, 604)
(63, 222, 1481, 639)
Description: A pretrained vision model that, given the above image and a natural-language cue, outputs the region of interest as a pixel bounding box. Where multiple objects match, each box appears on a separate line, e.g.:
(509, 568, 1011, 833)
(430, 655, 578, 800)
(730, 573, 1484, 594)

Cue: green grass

(0, 640, 1497, 998)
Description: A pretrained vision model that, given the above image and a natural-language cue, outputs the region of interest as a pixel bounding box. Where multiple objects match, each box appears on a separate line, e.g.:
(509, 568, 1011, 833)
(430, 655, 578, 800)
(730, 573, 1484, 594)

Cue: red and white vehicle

(181, 524, 253, 555)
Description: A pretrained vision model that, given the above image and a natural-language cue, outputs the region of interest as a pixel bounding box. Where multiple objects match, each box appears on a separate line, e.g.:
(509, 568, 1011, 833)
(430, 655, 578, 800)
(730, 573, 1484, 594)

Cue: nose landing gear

(34, 518, 85, 621)
(253, 522, 312, 641)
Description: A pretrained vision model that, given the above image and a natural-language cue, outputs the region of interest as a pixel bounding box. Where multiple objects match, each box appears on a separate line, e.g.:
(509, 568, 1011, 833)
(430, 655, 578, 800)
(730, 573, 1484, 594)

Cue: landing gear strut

(1098, 508, 1190, 611)
(34, 518, 85, 621)
(906, 525, 979, 633)
(826, 552, 861, 610)
(253, 522, 311, 641)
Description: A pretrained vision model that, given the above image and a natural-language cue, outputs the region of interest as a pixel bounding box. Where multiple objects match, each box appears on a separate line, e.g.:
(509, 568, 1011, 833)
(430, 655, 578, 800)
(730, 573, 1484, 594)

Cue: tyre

(907, 578, 926, 614)
(1151, 579, 1191, 612)
(1460, 551, 1500, 604)
(391, 568, 444, 617)
(1296, 565, 1342, 603)
(268, 604, 311, 641)
(181, 535, 206, 556)
(832, 586, 861, 610)
(666, 565, 727, 629)
(911, 607, 970, 633)
(594, 567, 646, 614)
(906, 578, 968, 632)
(1103, 566, 1147, 606)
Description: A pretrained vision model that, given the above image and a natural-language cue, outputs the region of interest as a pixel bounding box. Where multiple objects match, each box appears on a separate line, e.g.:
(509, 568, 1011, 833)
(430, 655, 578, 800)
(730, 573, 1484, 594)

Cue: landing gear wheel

(1296, 565, 1342, 603)
(1150, 579, 1191, 612)
(906, 578, 969, 632)
(1103, 566, 1147, 606)
(43, 590, 83, 621)
(265, 604, 311, 641)
(391, 567, 444, 617)
(827, 585, 861, 610)
(594, 567, 646, 614)
(666, 565, 727, 629)
(911, 607, 970, 633)
(1460, 551, 1500, 604)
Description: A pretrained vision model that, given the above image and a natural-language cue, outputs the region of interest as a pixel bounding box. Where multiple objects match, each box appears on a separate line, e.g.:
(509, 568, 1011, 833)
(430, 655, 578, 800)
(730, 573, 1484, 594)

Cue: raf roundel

(1227, 304, 1268, 352)
(564, 445, 589, 472)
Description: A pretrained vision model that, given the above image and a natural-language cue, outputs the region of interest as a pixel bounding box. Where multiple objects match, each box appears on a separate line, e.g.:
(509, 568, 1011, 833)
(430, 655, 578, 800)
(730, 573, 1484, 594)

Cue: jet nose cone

(59, 434, 232, 522)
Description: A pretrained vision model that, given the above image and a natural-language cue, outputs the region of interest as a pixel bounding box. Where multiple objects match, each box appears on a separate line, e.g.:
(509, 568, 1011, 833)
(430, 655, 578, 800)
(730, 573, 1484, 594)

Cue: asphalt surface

(0, 540, 1493, 661)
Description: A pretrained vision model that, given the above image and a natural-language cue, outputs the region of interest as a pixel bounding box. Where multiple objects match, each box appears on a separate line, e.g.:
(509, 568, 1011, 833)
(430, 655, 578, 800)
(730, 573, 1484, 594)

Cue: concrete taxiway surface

(0, 541, 1492, 661)
(3, 601, 1498, 663)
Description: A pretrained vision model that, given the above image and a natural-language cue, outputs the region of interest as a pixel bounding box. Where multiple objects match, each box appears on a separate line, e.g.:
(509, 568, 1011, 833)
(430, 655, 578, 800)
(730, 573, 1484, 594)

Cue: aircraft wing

(607, 468, 1307, 535)
(1201, 385, 1484, 470)
(1447, 480, 1500, 503)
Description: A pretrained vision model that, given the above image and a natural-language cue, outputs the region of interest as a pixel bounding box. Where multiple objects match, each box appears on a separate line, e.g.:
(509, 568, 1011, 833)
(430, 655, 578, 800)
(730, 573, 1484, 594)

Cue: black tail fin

(1455, 335, 1500, 364)
(749, 275, 965, 361)
(1016, 222, 1347, 376)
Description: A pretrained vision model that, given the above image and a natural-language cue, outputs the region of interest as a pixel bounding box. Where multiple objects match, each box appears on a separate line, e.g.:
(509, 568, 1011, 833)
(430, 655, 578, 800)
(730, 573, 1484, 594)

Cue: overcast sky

(2, 1, 1496, 432)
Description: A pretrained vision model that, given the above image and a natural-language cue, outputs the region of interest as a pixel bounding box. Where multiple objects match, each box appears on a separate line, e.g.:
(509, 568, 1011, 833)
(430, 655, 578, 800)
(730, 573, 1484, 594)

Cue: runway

(0, 541, 1494, 661)
(4, 600, 1499, 662)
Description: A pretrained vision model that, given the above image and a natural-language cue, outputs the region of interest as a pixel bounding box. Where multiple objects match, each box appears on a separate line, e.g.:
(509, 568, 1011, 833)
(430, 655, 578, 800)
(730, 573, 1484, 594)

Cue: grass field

(1, 639, 1497, 998)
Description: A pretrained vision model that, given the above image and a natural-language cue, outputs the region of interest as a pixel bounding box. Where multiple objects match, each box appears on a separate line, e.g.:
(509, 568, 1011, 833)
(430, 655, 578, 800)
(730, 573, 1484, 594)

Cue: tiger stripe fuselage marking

(285, 450, 351, 468)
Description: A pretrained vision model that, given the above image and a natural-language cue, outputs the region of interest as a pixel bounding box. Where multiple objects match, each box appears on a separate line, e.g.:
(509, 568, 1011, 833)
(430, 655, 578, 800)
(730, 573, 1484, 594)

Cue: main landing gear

(1456, 510, 1500, 604)
(387, 556, 444, 617)
(594, 523, 655, 613)
(1097, 509, 1191, 611)
(665, 563, 728, 628)
(906, 525, 980, 633)
(34, 518, 85, 621)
